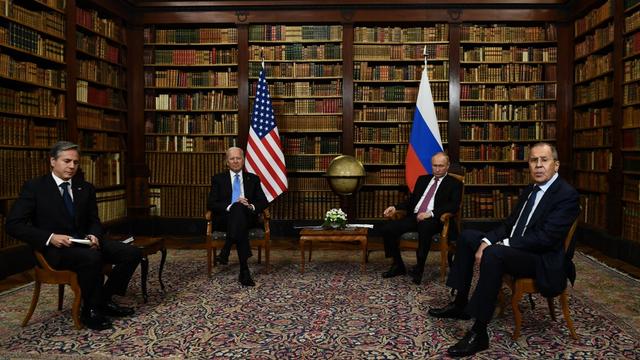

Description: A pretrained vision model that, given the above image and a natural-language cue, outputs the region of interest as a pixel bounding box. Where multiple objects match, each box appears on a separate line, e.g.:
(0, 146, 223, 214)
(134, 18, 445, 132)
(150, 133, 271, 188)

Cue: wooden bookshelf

(622, 0, 640, 242)
(248, 24, 343, 220)
(572, 0, 614, 230)
(459, 23, 559, 219)
(143, 25, 239, 217)
(0, 0, 67, 250)
(75, 2, 127, 197)
(352, 24, 449, 220)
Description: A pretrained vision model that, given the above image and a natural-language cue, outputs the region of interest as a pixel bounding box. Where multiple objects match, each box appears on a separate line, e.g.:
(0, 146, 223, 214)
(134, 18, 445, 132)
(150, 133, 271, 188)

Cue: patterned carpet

(0, 249, 638, 359)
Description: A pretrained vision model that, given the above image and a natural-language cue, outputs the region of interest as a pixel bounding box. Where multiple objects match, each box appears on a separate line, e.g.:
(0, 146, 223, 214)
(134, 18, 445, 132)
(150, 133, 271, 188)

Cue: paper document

(70, 238, 91, 245)
(122, 236, 134, 244)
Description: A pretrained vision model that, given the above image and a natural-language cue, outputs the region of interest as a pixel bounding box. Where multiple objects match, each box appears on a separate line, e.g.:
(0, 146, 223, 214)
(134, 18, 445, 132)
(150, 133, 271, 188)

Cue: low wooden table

(130, 236, 167, 303)
(299, 228, 368, 273)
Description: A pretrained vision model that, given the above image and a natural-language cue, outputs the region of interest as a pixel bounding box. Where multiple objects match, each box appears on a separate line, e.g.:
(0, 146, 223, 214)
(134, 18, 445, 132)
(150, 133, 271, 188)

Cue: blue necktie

(511, 186, 540, 241)
(60, 182, 75, 217)
(231, 173, 241, 203)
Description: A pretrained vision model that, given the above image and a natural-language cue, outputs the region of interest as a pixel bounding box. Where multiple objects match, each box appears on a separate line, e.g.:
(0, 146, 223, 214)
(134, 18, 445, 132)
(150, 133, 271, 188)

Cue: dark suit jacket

(398, 174, 463, 223)
(484, 176, 580, 297)
(6, 174, 103, 252)
(207, 171, 268, 219)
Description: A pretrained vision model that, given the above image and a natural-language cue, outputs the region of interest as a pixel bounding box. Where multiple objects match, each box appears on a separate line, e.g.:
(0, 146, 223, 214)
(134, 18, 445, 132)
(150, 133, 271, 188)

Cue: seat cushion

(210, 228, 266, 241)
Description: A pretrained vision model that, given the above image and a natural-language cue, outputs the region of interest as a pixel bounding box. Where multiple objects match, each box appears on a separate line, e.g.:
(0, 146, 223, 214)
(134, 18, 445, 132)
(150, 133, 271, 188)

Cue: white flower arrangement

(323, 208, 347, 229)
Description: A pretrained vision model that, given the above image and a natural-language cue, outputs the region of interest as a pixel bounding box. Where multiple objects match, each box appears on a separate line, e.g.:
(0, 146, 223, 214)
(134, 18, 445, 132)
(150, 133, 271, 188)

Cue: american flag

(246, 63, 288, 202)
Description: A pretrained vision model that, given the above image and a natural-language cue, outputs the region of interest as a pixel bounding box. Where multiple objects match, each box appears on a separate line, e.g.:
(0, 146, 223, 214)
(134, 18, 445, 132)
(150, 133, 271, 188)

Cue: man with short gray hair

(7, 141, 142, 330)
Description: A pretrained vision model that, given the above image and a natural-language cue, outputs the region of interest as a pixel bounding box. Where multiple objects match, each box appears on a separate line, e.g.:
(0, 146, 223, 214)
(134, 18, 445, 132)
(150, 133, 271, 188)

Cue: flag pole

(423, 44, 427, 69)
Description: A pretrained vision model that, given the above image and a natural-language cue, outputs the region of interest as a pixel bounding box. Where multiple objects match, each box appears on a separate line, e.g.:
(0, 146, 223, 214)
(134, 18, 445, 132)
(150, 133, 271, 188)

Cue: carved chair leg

(265, 243, 270, 273)
(308, 243, 313, 262)
(560, 291, 578, 339)
(22, 280, 41, 327)
(439, 241, 448, 283)
(207, 246, 214, 277)
(547, 297, 557, 321)
(511, 286, 524, 340)
(58, 284, 65, 310)
(257, 246, 262, 264)
(70, 280, 83, 330)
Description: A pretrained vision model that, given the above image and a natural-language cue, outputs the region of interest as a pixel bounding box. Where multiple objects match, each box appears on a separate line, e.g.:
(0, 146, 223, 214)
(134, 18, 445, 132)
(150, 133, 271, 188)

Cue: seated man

(6, 141, 142, 330)
(207, 146, 268, 287)
(377, 152, 462, 284)
(428, 142, 580, 357)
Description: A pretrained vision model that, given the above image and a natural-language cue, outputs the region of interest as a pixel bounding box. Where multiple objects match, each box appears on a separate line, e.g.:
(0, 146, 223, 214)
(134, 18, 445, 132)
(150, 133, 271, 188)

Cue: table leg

(300, 240, 306, 274)
(158, 247, 167, 292)
(361, 239, 367, 272)
(140, 256, 149, 303)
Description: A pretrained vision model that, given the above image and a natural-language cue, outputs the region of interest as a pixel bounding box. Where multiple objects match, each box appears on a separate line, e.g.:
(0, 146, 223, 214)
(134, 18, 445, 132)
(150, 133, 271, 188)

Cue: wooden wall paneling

(448, 22, 462, 172)
(342, 22, 355, 157)
(556, 20, 574, 177)
(237, 24, 250, 148)
(608, 0, 626, 235)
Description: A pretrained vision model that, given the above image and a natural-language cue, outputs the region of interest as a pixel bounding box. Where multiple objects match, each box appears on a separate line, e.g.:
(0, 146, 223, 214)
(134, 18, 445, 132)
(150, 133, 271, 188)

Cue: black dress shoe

(382, 264, 406, 278)
(408, 266, 423, 285)
(428, 302, 471, 320)
(447, 329, 489, 357)
(215, 254, 229, 265)
(239, 269, 255, 287)
(81, 308, 112, 330)
(103, 301, 135, 317)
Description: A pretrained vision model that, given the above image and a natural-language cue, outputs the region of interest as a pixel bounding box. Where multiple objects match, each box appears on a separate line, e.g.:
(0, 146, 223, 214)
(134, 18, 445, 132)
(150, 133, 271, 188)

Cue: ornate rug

(0, 249, 638, 359)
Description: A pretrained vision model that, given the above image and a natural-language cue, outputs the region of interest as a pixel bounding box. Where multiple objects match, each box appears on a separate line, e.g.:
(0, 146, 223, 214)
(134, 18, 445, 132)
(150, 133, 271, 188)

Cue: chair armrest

(439, 212, 454, 223)
(439, 212, 455, 239)
(205, 210, 212, 237)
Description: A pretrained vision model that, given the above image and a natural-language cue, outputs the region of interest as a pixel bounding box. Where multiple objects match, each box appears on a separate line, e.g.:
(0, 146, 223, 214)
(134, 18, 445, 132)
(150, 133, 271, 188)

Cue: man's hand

(474, 242, 490, 268)
(237, 196, 253, 209)
(416, 211, 432, 222)
(87, 234, 100, 249)
(383, 206, 396, 218)
(50, 234, 72, 248)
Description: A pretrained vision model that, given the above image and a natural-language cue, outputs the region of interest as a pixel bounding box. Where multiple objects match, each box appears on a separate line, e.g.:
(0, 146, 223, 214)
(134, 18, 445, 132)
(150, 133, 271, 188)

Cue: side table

(131, 236, 167, 303)
(299, 228, 368, 273)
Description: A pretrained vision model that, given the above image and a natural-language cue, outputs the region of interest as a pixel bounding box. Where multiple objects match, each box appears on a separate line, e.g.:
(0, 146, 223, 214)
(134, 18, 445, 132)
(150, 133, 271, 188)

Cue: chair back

(563, 215, 579, 253)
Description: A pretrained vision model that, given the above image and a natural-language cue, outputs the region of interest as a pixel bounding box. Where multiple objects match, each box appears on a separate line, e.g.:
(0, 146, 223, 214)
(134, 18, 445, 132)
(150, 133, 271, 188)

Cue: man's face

(528, 145, 559, 185)
(50, 149, 79, 181)
(431, 154, 449, 178)
(226, 148, 244, 173)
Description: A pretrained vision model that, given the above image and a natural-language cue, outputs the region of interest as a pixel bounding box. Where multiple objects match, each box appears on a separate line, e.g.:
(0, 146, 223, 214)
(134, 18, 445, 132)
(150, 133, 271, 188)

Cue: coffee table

(299, 228, 368, 273)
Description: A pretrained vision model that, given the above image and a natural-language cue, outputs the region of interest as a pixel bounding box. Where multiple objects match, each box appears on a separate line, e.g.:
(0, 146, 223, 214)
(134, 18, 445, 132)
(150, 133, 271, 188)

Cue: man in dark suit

(378, 152, 463, 284)
(207, 146, 268, 287)
(428, 142, 580, 357)
(6, 141, 142, 330)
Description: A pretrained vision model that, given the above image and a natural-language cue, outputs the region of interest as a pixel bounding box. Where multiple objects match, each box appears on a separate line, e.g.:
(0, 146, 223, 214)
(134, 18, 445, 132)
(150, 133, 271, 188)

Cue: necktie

(60, 182, 75, 217)
(231, 173, 241, 203)
(418, 177, 439, 213)
(511, 186, 540, 241)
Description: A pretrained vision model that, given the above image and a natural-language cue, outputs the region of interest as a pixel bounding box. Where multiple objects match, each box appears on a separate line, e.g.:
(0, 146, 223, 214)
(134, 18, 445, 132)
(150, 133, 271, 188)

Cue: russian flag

(405, 62, 443, 192)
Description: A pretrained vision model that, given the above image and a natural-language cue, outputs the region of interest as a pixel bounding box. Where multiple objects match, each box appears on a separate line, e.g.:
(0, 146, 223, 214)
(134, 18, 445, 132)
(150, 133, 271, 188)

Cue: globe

(325, 155, 366, 196)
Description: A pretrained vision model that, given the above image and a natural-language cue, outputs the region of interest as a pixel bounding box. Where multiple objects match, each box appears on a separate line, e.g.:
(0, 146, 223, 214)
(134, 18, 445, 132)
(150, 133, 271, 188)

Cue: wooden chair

(499, 215, 580, 340)
(204, 209, 271, 276)
(387, 173, 464, 282)
(22, 251, 83, 329)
